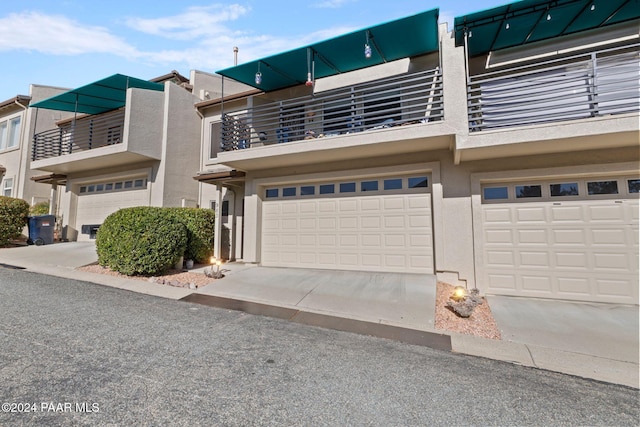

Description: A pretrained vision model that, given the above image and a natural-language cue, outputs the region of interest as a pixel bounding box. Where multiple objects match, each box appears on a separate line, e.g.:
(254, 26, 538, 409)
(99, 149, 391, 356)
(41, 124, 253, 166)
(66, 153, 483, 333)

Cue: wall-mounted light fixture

(306, 48, 315, 87)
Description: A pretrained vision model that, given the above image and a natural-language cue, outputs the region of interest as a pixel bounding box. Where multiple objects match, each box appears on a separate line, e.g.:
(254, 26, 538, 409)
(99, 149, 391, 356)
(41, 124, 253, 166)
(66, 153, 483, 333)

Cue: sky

(0, 0, 510, 101)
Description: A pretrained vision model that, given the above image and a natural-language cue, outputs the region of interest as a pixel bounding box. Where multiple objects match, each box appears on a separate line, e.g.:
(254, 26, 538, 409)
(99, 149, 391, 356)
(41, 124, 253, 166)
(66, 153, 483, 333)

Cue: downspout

(13, 99, 28, 200)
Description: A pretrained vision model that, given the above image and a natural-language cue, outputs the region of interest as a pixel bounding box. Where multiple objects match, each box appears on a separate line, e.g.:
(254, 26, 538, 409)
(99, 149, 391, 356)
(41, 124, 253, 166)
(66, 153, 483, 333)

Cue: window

(516, 185, 542, 198)
(124, 181, 133, 189)
(301, 186, 315, 196)
(319, 184, 335, 194)
(627, 179, 640, 193)
(483, 187, 508, 200)
(408, 176, 428, 188)
(361, 181, 378, 192)
(340, 182, 356, 193)
(80, 186, 87, 194)
(221, 200, 229, 216)
(2, 178, 13, 197)
(384, 178, 403, 190)
(87, 185, 95, 193)
(8, 117, 20, 148)
(550, 183, 579, 197)
(96, 184, 104, 192)
(283, 187, 296, 197)
(105, 183, 113, 191)
(265, 188, 279, 198)
(588, 181, 618, 195)
(134, 179, 145, 188)
(0, 122, 7, 150)
(114, 182, 123, 190)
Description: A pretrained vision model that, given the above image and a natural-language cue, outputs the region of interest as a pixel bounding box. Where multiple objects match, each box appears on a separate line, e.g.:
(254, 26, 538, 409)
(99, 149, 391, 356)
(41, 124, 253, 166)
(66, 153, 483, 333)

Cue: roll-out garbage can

(27, 215, 56, 246)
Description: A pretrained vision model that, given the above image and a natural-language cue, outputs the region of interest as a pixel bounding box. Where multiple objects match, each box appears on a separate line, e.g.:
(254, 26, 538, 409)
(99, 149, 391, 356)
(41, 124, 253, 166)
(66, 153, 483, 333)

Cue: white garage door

(262, 175, 434, 274)
(480, 176, 639, 305)
(76, 178, 150, 241)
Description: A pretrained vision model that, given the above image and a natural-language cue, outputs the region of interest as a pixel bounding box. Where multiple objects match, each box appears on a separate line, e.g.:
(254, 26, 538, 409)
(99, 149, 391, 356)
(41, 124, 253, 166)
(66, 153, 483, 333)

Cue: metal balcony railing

(467, 44, 640, 132)
(32, 109, 125, 161)
(220, 67, 443, 151)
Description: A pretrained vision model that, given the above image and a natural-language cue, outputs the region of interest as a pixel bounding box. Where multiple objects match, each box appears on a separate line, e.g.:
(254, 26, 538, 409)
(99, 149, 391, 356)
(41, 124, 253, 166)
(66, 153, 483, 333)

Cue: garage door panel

(482, 195, 638, 304)
(262, 191, 433, 274)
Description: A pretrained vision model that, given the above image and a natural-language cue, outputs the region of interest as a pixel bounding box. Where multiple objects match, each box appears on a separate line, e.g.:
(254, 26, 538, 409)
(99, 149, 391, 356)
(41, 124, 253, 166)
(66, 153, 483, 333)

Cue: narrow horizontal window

(79, 186, 87, 194)
(283, 187, 296, 197)
(340, 182, 356, 193)
(124, 181, 133, 189)
(483, 187, 508, 200)
(408, 176, 428, 188)
(105, 183, 113, 191)
(96, 184, 104, 192)
(627, 179, 640, 193)
(550, 183, 578, 197)
(516, 185, 542, 198)
(134, 179, 145, 188)
(300, 186, 315, 196)
(588, 181, 618, 195)
(361, 181, 378, 192)
(384, 178, 402, 190)
(319, 184, 335, 194)
(87, 185, 95, 193)
(114, 182, 123, 190)
(265, 188, 279, 198)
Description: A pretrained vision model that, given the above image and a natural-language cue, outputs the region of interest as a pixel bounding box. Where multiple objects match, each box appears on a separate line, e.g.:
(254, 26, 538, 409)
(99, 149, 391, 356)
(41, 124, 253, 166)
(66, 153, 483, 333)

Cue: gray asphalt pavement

(1, 268, 638, 426)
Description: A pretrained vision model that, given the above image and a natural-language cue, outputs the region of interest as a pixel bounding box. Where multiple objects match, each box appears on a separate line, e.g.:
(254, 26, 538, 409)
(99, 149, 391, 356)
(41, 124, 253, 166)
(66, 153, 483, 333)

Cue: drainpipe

(13, 98, 29, 200)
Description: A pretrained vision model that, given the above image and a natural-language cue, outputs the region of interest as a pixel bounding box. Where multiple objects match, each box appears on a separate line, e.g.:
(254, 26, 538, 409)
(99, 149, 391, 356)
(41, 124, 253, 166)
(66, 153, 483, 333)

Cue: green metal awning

(30, 74, 165, 115)
(217, 8, 439, 92)
(454, 0, 640, 57)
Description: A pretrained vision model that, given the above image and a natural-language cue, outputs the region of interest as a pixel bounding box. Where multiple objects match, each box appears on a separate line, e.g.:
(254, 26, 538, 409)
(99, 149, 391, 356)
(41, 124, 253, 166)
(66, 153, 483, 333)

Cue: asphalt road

(0, 268, 638, 426)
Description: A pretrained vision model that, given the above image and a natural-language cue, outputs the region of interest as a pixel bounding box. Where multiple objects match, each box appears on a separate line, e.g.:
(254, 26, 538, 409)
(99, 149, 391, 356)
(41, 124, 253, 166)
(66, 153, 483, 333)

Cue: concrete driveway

(197, 266, 437, 331)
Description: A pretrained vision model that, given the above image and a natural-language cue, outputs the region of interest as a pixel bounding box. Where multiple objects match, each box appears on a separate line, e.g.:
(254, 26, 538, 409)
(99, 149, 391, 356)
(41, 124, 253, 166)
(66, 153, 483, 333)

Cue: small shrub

(167, 207, 215, 263)
(96, 207, 187, 276)
(30, 201, 50, 216)
(0, 196, 29, 246)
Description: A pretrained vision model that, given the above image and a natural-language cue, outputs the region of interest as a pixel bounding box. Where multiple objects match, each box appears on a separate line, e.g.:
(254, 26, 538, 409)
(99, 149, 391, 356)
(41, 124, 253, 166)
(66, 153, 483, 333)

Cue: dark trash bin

(27, 215, 56, 246)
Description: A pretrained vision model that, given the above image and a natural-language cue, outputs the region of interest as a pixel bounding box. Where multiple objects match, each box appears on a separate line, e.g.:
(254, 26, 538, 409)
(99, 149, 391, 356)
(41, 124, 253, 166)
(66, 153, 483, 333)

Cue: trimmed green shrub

(0, 196, 29, 246)
(30, 201, 50, 216)
(167, 207, 215, 263)
(96, 207, 187, 276)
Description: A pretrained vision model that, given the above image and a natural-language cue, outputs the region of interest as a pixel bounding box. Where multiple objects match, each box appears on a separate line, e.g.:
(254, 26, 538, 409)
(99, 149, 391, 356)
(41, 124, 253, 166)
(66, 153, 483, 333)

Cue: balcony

(32, 109, 125, 161)
(467, 44, 639, 132)
(219, 67, 443, 152)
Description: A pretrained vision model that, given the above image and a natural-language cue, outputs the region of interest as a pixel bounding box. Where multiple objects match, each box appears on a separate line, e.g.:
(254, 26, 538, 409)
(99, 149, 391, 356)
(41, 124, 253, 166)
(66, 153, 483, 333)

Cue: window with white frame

(8, 117, 20, 148)
(3, 177, 13, 197)
(0, 121, 7, 150)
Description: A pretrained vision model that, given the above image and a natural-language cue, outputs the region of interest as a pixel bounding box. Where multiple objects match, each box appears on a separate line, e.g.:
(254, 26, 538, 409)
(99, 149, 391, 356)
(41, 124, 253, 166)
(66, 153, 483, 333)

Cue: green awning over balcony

(216, 8, 440, 92)
(31, 74, 164, 115)
(454, 0, 640, 57)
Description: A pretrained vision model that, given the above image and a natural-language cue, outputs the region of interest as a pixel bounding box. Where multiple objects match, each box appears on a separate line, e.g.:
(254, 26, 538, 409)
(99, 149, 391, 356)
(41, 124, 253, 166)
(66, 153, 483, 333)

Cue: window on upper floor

(210, 121, 222, 158)
(0, 117, 20, 150)
(7, 117, 20, 148)
(3, 177, 13, 197)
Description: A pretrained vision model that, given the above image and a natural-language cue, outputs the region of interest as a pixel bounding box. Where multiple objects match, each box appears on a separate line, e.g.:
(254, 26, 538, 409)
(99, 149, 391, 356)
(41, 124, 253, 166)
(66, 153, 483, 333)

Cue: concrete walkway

(0, 241, 638, 388)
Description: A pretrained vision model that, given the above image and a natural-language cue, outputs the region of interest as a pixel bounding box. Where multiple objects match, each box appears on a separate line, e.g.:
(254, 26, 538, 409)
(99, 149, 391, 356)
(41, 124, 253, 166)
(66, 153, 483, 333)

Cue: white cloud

(0, 11, 139, 57)
(125, 4, 250, 41)
(311, 0, 357, 9)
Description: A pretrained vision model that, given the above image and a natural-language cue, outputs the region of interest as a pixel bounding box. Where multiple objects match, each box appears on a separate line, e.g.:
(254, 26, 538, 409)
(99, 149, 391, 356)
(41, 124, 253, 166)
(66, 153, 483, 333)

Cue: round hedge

(166, 207, 215, 263)
(96, 207, 187, 276)
(0, 196, 29, 247)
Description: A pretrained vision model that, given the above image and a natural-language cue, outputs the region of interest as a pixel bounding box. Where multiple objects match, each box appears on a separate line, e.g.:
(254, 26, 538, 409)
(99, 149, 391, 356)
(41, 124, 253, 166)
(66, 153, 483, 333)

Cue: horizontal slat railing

(221, 68, 443, 151)
(467, 45, 640, 132)
(32, 109, 125, 161)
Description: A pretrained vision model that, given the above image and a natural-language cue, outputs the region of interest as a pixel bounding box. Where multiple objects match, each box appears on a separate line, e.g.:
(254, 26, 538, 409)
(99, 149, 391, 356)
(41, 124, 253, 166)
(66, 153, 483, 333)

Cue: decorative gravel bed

(435, 282, 502, 340)
(78, 265, 502, 340)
